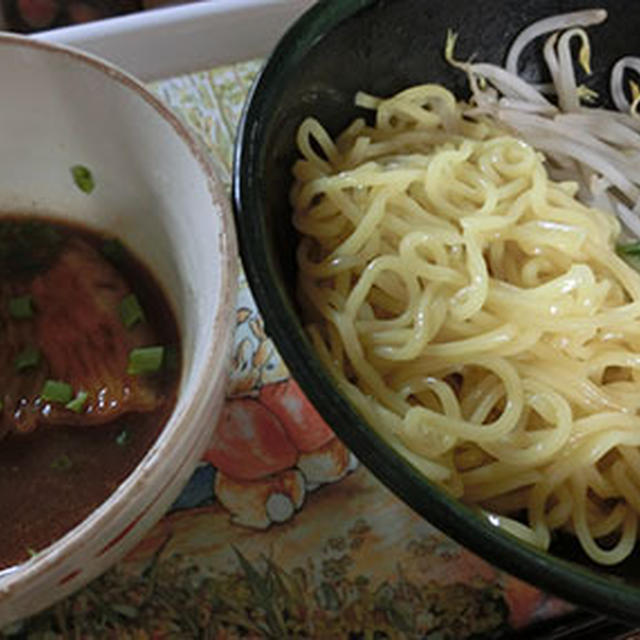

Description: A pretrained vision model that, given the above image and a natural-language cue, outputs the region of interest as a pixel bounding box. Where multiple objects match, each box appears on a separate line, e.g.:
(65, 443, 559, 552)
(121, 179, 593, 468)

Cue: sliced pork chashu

(0, 237, 163, 437)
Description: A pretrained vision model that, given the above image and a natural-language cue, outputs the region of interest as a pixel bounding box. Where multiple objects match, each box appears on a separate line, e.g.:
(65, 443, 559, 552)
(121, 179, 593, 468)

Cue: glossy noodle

(292, 83, 640, 565)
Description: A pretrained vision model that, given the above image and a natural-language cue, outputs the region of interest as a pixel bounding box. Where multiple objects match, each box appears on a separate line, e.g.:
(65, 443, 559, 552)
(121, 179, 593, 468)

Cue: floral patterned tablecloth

(0, 61, 582, 640)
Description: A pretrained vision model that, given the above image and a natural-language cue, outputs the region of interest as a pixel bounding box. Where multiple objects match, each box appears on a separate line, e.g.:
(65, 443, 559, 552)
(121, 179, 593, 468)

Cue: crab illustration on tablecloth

(195, 286, 357, 529)
(205, 378, 356, 528)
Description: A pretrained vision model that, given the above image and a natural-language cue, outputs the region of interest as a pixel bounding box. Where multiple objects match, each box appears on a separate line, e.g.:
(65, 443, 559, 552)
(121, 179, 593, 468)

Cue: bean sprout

(447, 10, 640, 235)
(505, 9, 607, 76)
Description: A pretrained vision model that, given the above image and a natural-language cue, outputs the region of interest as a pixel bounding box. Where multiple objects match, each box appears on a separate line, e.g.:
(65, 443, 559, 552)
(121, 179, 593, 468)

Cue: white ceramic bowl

(0, 34, 237, 624)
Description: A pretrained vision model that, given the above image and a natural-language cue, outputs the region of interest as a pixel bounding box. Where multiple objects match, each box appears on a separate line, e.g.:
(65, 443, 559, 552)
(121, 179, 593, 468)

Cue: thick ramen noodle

(292, 83, 640, 565)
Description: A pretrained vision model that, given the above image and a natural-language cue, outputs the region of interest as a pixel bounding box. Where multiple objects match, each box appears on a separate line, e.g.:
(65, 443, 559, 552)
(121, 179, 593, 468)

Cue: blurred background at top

(1, 0, 183, 32)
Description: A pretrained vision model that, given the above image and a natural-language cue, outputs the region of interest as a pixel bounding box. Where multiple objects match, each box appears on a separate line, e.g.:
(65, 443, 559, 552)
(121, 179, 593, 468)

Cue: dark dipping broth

(0, 216, 181, 569)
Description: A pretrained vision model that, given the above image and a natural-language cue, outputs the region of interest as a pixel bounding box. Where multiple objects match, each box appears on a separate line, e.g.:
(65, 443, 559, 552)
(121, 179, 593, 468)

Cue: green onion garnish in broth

(40, 380, 73, 404)
(14, 346, 40, 371)
(100, 237, 127, 265)
(115, 429, 130, 446)
(119, 293, 145, 329)
(70, 165, 95, 194)
(164, 344, 179, 371)
(8, 295, 34, 319)
(65, 390, 88, 413)
(50, 454, 73, 471)
(127, 346, 165, 375)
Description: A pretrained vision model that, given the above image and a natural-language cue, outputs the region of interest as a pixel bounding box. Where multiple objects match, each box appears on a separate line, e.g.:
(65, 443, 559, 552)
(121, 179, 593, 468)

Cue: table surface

(0, 59, 630, 640)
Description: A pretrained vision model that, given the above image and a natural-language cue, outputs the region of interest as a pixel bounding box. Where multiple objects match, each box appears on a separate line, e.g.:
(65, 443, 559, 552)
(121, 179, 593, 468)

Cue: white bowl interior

(0, 35, 236, 623)
(0, 41, 217, 368)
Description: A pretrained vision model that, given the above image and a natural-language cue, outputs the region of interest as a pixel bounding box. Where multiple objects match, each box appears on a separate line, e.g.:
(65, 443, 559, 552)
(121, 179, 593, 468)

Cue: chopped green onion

(617, 242, 640, 256)
(127, 346, 164, 375)
(71, 164, 94, 194)
(65, 390, 88, 413)
(164, 344, 179, 371)
(50, 454, 73, 471)
(101, 238, 126, 264)
(617, 243, 640, 271)
(14, 346, 40, 371)
(40, 380, 73, 404)
(119, 293, 145, 329)
(26, 547, 38, 559)
(8, 295, 34, 319)
(116, 429, 130, 447)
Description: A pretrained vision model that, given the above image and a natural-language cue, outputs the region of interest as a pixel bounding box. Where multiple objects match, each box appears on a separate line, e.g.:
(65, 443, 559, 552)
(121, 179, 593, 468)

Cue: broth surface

(0, 216, 180, 569)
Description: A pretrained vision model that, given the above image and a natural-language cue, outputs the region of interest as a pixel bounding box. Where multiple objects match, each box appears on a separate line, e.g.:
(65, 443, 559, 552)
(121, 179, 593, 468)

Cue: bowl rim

(0, 32, 238, 623)
(233, 0, 640, 622)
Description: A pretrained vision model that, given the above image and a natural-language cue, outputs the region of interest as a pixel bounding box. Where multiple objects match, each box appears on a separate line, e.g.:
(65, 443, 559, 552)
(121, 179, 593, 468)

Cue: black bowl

(233, 0, 640, 623)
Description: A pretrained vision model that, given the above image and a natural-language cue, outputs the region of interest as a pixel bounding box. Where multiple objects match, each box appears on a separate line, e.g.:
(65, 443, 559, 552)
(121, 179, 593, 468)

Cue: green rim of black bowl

(233, 0, 640, 624)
